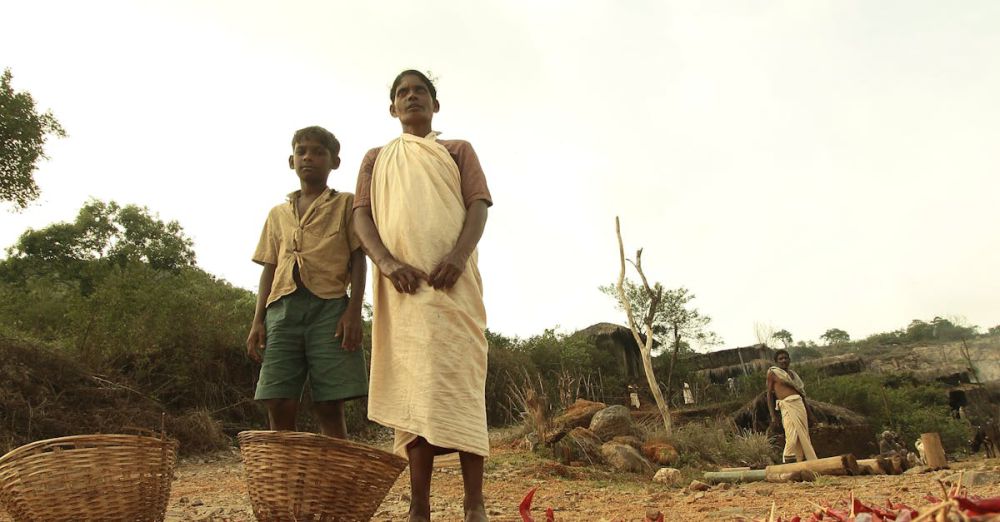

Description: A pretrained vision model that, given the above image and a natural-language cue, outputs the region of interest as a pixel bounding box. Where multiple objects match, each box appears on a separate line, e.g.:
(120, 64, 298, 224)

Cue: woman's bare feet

(464, 497, 489, 522)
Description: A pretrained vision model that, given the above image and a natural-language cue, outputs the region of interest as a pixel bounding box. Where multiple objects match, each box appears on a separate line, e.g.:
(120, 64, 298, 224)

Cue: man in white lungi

(767, 349, 819, 463)
(353, 70, 492, 522)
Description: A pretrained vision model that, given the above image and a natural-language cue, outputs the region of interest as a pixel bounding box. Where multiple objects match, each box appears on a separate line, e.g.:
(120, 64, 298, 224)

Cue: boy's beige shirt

(253, 189, 361, 306)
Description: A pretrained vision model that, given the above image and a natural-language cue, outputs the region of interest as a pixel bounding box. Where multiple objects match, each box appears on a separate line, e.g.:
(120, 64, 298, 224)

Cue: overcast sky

(2, 0, 998, 349)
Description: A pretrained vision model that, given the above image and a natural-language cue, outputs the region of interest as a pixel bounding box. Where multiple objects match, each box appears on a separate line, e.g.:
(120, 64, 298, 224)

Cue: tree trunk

(639, 339, 672, 435)
(703, 469, 766, 484)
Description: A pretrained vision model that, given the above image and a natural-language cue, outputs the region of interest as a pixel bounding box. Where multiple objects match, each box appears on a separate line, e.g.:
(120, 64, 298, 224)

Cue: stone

(904, 465, 930, 475)
(652, 467, 682, 485)
(601, 441, 654, 474)
(949, 471, 999, 486)
(642, 441, 679, 466)
(688, 480, 710, 491)
(612, 435, 643, 452)
(553, 398, 607, 430)
(553, 427, 604, 465)
(590, 405, 635, 441)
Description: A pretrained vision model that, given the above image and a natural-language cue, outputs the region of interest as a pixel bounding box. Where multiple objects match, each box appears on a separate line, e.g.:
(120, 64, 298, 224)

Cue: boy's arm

(335, 249, 366, 351)
(353, 206, 427, 294)
(247, 263, 276, 362)
(428, 199, 489, 290)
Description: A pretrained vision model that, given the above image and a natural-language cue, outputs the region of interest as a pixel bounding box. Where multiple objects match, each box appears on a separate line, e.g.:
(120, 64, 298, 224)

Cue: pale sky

(2, 1, 998, 349)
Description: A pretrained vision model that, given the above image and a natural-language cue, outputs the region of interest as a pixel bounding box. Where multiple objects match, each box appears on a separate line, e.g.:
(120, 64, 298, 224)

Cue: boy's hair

(291, 126, 340, 157)
(773, 348, 790, 362)
(390, 70, 437, 101)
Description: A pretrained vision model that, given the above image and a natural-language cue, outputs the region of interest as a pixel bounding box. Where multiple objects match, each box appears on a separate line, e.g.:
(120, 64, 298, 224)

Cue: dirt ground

(159, 448, 1000, 522)
(1, 445, 997, 521)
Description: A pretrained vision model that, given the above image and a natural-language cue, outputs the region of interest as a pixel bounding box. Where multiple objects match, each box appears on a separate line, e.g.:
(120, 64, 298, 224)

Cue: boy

(246, 125, 367, 438)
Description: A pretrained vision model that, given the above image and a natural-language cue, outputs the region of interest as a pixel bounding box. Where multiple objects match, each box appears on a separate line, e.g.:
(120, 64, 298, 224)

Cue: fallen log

(703, 469, 766, 484)
(857, 457, 889, 475)
(765, 454, 859, 476)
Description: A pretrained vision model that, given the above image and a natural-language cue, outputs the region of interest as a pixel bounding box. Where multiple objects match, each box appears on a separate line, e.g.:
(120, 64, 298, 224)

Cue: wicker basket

(0, 433, 178, 522)
(238, 431, 408, 522)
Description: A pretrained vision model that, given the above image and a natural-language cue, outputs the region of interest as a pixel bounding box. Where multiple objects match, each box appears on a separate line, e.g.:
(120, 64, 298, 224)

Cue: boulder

(590, 405, 635, 441)
(612, 435, 643, 453)
(688, 480, 710, 492)
(553, 427, 604, 465)
(652, 467, 682, 485)
(553, 399, 607, 430)
(601, 441, 654, 474)
(642, 441, 679, 466)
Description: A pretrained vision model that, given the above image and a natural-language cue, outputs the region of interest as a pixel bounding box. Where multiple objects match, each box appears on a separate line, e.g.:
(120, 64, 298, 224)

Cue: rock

(719, 482, 732, 490)
(553, 399, 607, 430)
(191, 499, 204, 507)
(904, 465, 930, 475)
(601, 441, 654, 474)
(590, 405, 635, 441)
(949, 471, 1000, 486)
(688, 480, 710, 491)
(642, 441, 679, 466)
(553, 427, 604, 465)
(652, 467, 682, 485)
(612, 435, 643, 452)
(542, 425, 570, 444)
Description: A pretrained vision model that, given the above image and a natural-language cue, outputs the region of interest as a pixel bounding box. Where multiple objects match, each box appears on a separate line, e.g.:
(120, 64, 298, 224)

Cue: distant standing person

(353, 70, 493, 522)
(767, 349, 818, 463)
(246, 126, 368, 438)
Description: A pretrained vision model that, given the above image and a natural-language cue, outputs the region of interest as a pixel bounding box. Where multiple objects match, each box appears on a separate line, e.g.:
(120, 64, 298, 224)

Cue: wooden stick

(920, 432, 948, 469)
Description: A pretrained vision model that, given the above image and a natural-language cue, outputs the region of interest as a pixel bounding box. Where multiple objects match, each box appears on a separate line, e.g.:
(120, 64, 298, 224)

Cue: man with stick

(767, 349, 818, 463)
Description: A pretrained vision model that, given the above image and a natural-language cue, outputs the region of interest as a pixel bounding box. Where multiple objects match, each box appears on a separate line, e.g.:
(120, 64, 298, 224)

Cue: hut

(731, 392, 876, 459)
(573, 323, 645, 381)
(687, 344, 773, 384)
(799, 353, 866, 377)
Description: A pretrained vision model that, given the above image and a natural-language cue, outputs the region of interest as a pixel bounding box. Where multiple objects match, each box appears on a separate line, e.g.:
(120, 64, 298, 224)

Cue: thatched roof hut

(573, 322, 646, 380)
(694, 359, 771, 384)
(799, 353, 865, 377)
(731, 392, 876, 458)
(684, 344, 772, 372)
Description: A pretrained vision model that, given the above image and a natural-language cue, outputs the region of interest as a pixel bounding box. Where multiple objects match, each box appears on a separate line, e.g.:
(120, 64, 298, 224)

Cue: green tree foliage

(0, 68, 66, 209)
(3, 199, 195, 293)
(0, 201, 255, 440)
(904, 317, 978, 342)
(820, 328, 850, 345)
(772, 329, 793, 348)
(989, 325, 1000, 336)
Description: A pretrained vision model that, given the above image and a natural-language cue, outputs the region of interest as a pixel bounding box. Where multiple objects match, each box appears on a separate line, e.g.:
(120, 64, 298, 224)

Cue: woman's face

(389, 74, 439, 127)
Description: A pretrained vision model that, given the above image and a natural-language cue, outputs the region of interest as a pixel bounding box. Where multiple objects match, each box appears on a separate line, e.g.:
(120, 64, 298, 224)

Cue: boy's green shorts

(254, 288, 368, 402)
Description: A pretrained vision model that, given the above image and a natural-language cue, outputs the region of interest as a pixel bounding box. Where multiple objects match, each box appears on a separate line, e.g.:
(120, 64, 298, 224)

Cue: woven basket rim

(0, 433, 178, 466)
(237, 430, 406, 463)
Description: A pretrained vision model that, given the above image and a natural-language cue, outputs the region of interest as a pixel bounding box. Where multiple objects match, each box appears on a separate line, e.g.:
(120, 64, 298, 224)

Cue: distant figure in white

(767, 349, 818, 463)
(682, 382, 695, 405)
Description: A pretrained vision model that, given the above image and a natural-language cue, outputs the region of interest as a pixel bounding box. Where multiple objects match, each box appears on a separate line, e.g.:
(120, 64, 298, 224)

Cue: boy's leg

(263, 399, 299, 431)
(460, 451, 488, 522)
(303, 296, 367, 435)
(255, 293, 308, 429)
(407, 438, 434, 522)
(312, 400, 347, 438)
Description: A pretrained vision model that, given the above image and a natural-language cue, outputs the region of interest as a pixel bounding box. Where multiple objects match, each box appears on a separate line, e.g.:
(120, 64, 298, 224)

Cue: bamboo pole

(703, 469, 767, 484)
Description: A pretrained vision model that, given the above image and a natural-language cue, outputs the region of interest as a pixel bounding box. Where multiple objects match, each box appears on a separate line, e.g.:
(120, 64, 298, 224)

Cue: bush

(647, 418, 773, 468)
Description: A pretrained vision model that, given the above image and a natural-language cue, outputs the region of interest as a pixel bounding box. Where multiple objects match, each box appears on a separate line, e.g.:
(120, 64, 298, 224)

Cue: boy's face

(288, 138, 340, 184)
(389, 74, 439, 127)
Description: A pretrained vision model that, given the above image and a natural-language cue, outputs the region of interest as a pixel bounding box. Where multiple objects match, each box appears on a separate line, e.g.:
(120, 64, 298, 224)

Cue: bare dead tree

(614, 217, 673, 435)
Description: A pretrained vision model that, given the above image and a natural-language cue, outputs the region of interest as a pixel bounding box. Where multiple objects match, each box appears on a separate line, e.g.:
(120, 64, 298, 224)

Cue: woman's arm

(428, 199, 488, 290)
(353, 206, 427, 294)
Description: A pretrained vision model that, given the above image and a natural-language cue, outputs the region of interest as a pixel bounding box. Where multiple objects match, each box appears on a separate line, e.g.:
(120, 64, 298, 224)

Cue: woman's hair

(390, 70, 437, 101)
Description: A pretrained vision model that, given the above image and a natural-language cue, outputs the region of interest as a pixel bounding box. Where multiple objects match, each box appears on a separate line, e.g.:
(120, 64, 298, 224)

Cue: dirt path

(163, 450, 1000, 521)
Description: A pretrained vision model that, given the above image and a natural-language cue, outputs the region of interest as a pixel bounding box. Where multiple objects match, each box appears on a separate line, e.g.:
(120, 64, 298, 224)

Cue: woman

(353, 70, 493, 522)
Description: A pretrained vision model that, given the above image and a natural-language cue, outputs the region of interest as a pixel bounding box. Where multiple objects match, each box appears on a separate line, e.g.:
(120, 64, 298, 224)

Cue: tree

(1, 68, 66, 209)
(610, 217, 672, 434)
(820, 328, 850, 345)
(989, 325, 1000, 337)
(3, 199, 195, 291)
(773, 329, 794, 348)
